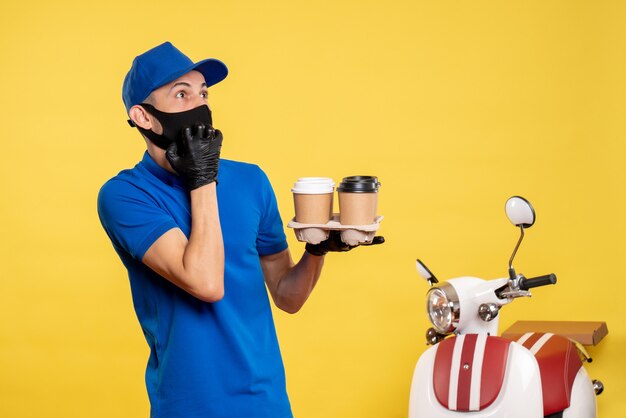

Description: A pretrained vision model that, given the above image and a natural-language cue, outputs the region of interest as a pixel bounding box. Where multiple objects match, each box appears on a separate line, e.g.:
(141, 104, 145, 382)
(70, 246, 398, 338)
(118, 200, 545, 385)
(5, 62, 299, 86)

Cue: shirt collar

(140, 151, 186, 188)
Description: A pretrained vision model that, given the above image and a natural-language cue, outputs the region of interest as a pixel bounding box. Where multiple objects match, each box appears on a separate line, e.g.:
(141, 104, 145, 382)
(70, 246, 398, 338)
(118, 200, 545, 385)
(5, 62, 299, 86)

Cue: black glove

(165, 123, 223, 190)
(305, 230, 385, 256)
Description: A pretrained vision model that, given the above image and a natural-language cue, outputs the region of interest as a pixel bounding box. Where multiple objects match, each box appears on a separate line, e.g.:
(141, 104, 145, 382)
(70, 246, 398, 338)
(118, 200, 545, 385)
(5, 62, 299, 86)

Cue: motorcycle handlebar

(518, 274, 557, 290)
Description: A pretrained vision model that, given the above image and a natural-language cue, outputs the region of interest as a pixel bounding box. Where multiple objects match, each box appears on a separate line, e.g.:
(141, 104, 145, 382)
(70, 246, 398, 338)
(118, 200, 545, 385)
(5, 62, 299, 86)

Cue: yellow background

(1, 1, 624, 416)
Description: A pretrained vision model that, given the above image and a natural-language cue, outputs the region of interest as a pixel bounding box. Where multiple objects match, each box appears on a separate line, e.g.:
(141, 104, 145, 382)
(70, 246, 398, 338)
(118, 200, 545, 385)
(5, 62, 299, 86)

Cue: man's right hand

(166, 123, 223, 190)
(145, 122, 226, 302)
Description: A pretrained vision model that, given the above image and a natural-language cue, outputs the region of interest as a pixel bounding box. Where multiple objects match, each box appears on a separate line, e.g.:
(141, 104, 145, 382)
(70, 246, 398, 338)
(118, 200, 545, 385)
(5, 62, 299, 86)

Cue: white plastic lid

(291, 177, 335, 194)
(297, 177, 334, 183)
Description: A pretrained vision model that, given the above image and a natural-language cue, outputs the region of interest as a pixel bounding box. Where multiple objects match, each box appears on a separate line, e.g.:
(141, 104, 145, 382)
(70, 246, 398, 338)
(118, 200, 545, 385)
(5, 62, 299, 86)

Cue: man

(97, 42, 383, 418)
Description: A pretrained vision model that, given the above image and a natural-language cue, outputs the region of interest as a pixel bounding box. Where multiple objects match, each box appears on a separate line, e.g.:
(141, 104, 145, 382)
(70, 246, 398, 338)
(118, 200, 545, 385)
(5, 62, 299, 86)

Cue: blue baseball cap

(122, 41, 228, 113)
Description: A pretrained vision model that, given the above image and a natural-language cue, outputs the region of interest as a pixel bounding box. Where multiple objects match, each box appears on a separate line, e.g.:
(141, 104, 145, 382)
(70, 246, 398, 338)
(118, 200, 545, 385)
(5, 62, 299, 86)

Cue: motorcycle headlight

(426, 283, 460, 333)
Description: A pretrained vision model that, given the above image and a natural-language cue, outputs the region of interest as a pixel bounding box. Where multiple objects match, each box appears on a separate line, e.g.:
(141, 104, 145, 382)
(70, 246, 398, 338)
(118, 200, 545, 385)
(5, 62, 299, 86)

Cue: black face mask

(129, 103, 213, 150)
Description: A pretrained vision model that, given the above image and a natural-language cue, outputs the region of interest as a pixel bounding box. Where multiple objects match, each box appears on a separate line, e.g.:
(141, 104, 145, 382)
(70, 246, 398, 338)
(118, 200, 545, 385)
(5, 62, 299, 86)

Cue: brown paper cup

(338, 192, 378, 225)
(293, 193, 334, 224)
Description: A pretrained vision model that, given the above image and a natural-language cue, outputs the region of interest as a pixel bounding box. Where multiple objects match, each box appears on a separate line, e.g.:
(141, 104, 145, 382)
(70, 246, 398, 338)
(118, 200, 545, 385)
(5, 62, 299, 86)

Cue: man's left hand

(305, 230, 385, 256)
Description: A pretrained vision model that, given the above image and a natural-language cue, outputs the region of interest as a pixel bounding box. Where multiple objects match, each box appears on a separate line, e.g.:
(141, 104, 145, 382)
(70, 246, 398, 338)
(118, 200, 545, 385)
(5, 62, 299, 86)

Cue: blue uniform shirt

(97, 152, 292, 418)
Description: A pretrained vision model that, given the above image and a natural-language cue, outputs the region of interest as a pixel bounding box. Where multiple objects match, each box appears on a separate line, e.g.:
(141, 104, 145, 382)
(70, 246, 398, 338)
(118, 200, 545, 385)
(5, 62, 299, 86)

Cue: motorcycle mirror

(505, 196, 535, 280)
(505, 196, 536, 228)
(416, 259, 438, 286)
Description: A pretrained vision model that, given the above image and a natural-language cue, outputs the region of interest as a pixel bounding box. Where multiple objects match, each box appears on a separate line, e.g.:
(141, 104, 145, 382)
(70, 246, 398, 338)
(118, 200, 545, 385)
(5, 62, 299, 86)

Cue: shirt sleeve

(255, 167, 289, 256)
(97, 179, 178, 261)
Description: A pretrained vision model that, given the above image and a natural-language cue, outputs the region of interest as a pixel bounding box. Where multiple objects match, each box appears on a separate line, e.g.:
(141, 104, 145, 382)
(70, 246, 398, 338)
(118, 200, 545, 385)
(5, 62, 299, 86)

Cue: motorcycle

(409, 196, 604, 418)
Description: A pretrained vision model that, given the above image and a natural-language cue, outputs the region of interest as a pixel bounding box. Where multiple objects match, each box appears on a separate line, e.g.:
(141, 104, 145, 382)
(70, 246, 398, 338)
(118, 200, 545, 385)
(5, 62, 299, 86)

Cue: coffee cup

(292, 177, 335, 224)
(337, 176, 380, 225)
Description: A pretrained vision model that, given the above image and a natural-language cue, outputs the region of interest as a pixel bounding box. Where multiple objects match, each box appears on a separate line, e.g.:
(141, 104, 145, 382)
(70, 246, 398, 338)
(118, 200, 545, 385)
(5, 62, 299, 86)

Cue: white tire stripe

(469, 334, 488, 411)
(529, 332, 554, 355)
(448, 334, 465, 410)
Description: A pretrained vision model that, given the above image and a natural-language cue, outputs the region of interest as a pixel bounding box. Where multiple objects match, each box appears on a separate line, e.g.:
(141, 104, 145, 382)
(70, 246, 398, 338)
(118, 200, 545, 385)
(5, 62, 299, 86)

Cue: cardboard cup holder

(287, 214, 384, 246)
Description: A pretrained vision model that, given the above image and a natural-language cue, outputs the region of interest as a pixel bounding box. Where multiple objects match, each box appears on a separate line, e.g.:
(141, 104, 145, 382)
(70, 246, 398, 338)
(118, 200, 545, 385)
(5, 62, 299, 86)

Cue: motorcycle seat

(433, 334, 511, 412)
(510, 332, 583, 416)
